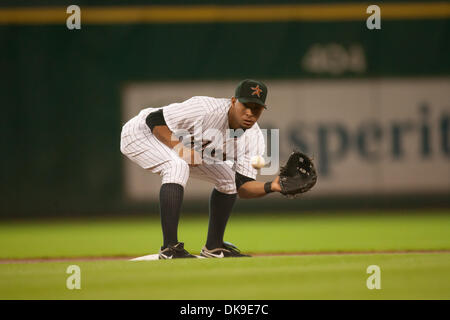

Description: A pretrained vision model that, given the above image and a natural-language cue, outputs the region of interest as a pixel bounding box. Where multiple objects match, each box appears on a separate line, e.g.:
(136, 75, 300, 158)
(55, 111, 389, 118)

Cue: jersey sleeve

(162, 97, 205, 135)
(235, 125, 266, 180)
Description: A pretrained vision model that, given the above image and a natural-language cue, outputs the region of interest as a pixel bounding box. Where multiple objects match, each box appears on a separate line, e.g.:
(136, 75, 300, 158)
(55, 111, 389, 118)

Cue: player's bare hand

(175, 144, 202, 166)
(271, 176, 282, 192)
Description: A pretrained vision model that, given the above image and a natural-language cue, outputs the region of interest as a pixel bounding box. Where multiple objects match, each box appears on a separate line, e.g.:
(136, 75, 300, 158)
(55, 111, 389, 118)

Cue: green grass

(1, 254, 449, 299)
(1, 210, 450, 259)
(0, 210, 450, 299)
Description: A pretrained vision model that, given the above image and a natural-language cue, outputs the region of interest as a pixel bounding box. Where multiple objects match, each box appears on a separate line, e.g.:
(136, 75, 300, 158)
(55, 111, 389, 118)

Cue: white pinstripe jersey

(137, 96, 265, 179)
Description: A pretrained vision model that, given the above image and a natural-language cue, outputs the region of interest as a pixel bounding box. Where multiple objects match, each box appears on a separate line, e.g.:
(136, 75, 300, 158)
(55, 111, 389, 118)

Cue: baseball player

(121, 79, 282, 259)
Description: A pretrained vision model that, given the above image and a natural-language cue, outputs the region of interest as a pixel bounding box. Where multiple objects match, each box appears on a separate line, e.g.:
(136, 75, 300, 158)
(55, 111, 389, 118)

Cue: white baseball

(251, 155, 266, 169)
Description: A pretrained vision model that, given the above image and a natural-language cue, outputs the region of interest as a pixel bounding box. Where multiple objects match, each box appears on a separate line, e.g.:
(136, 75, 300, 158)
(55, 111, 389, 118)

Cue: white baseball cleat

(200, 242, 251, 258)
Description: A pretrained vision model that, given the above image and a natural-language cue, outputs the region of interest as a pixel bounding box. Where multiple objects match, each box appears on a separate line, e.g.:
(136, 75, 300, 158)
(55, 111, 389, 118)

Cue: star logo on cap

(251, 85, 263, 98)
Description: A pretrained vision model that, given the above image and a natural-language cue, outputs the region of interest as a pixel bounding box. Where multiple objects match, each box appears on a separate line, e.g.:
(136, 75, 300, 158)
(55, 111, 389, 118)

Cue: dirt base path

(1, 249, 449, 264)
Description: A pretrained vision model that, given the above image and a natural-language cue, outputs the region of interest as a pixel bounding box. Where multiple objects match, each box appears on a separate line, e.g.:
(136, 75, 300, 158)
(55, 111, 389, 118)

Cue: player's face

(230, 97, 265, 129)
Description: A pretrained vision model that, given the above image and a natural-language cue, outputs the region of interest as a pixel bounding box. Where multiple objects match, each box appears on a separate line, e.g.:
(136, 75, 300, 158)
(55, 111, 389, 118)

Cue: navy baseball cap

(235, 79, 268, 109)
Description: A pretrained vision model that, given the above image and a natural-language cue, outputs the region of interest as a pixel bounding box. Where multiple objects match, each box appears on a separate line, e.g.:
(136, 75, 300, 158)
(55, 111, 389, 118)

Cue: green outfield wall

(1, 1, 449, 217)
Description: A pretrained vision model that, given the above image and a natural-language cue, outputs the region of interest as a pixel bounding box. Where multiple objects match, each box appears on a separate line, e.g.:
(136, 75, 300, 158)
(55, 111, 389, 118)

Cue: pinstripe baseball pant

(120, 113, 237, 194)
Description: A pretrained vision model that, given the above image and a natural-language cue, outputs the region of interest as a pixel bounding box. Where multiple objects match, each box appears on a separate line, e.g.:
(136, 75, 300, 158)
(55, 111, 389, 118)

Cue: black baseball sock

(206, 188, 237, 250)
(159, 183, 184, 248)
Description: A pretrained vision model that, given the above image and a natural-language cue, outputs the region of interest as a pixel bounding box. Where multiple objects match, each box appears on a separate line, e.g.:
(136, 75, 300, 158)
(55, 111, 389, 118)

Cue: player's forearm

(152, 125, 201, 165)
(238, 181, 267, 198)
(238, 179, 280, 199)
(152, 125, 180, 149)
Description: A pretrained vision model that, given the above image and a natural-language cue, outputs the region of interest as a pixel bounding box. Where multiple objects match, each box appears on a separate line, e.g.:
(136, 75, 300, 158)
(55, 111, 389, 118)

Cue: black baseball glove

(279, 150, 317, 198)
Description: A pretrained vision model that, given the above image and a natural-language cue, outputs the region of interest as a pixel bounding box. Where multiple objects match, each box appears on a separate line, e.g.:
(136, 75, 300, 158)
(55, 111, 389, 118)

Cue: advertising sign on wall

(122, 78, 450, 200)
